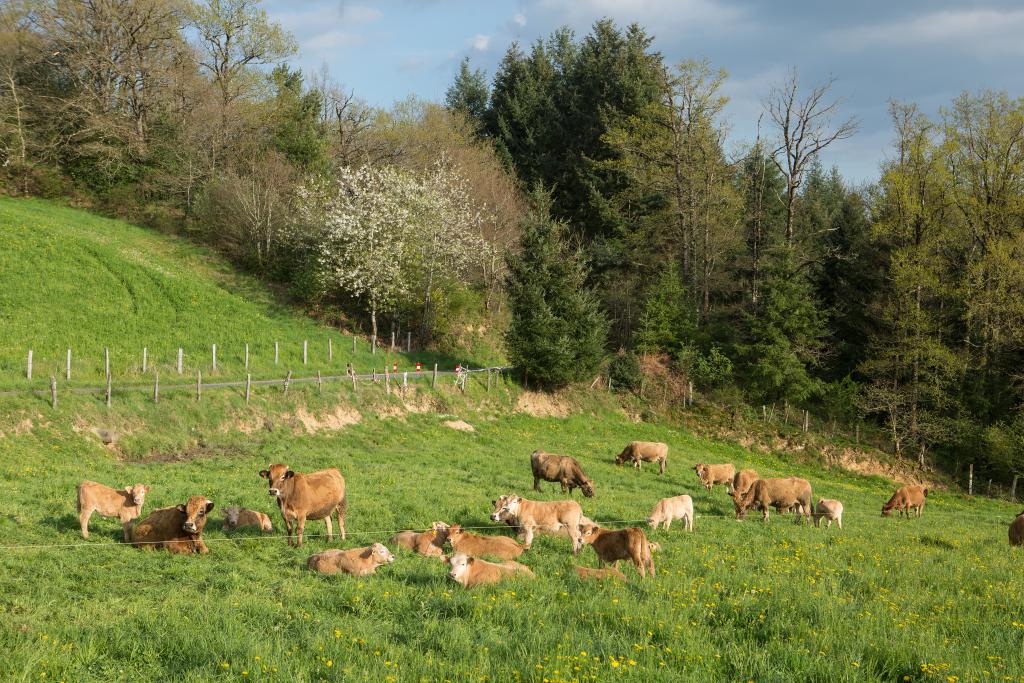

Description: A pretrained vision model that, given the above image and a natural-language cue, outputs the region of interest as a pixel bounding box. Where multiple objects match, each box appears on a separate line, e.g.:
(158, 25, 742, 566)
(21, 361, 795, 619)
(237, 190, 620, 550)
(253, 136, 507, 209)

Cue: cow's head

(733, 489, 752, 520)
(490, 495, 520, 522)
(222, 506, 241, 531)
(125, 484, 150, 507)
(367, 543, 395, 566)
(446, 524, 466, 543)
(881, 503, 893, 517)
(693, 464, 708, 482)
(176, 496, 214, 534)
(259, 464, 293, 498)
(579, 523, 602, 545)
(614, 447, 631, 466)
(580, 478, 596, 498)
(446, 553, 473, 584)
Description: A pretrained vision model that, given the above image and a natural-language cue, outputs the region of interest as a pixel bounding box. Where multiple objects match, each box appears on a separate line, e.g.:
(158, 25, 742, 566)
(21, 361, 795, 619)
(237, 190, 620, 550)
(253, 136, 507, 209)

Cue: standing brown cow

(1009, 511, 1024, 546)
(881, 485, 928, 518)
(694, 463, 736, 492)
(530, 450, 595, 497)
(259, 464, 347, 547)
(733, 477, 813, 523)
(580, 525, 655, 578)
(614, 442, 668, 474)
(76, 481, 150, 541)
(130, 496, 213, 554)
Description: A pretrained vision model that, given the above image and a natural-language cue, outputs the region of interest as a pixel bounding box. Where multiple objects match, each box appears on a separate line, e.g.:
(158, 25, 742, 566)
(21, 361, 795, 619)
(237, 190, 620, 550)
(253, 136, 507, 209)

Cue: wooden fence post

(968, 463, 974, 496)
(153, 371, 159, 403)
(391, 328, 395, 352)
(317, 370, 323, 395)
(406, 331, 411, 353)
(244, 343, 249, 370)
(688, 381, 694, 406)
(432, 363, 438, 389)
(196, 370, 202, 401)
(284, 370, 292, 395)
(142, 347, 148, 373)
(1012, 475, 1019, 502)
(352, 336, 356, 354)
(303, 340, 308, 365)
(212, 344, 217, 372)
(402, 371, 408, 397)
(803, 410, 809, 433)
(177, 348, 183, 374)
(351, 366, 357, 393)
(274, 342, 279, 365)
(50, 376, 57, 409)
(328, 338, 333, 361)
(104, 347, 110, 378)
(855, 423, 860, 445)
(105, 373, 112, 407)
(487, 370, 492, 392)
(66, 348, 71, 381)
(987, 479, 992, 496)
(371, 335, 377, 355)
(245, 373, 251, 403)
(26, 349, 32, 380)
(608, 376, 612, 392)
(384, 366, 391, 395)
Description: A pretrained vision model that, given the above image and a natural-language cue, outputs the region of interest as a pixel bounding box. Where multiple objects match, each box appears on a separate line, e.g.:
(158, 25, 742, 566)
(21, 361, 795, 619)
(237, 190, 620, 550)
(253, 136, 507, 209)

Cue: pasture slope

(0, 198, 1022, 682)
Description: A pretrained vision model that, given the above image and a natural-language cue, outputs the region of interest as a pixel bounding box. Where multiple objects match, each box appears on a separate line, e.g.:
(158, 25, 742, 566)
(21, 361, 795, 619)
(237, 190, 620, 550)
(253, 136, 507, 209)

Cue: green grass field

(0, 198, 491, 391)
(0, 198, 1022, 682)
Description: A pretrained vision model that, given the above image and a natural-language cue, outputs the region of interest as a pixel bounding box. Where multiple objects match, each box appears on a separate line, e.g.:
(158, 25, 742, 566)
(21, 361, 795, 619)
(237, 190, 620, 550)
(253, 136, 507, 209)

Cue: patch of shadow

(918, 534, 957, 550)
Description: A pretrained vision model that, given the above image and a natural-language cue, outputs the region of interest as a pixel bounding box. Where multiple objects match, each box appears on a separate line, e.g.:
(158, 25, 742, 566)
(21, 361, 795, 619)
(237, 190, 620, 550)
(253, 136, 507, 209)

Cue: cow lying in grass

(260, 463, 347, 546)
(881, 485, 928, 518)
(389, 522, 450, 559)
(615, 441, 668, 474)
(131, 496, 213, 554)
(446, 524, 524, 560)
(580, 525, 655, 578)
(307, 544, 394, 576)
(530, 450, 595, 497)
(222, 507, 272, 532)
(490, 494, 585, 554)
(77, 480, 150, 541)
(694, 463, 735, 492)
(445, 553, 534, 588)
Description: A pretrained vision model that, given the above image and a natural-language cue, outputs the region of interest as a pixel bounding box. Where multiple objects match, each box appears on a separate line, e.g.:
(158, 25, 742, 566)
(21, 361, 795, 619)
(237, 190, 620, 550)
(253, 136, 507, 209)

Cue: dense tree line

(449, 20, 1024, 482)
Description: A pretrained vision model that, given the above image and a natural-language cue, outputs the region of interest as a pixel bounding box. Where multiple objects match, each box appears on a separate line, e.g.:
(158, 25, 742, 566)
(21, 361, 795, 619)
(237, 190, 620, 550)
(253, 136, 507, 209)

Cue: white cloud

(528, 0, 746, 31)
(831, 9, 1024, 58)
(513, 12, 527, 27)
(307, 30, 368, 51)
(470, 34, 491, 51)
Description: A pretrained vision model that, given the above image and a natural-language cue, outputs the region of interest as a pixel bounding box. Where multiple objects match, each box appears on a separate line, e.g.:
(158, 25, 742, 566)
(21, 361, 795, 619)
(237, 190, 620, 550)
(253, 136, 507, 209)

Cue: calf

(446, 524, 524, 560)
(259, 464, 347, 546)
(530, 450, 595, 497)
(222, 507, 273, 532)
(730, 469, 759, 497)
(490, 494, 585, 554)
(881, 485, 928, 518)
(694, 463, 736, 492)
(615, 441, 668, 474)
(130, 496, 213, 554)
(306, 543, 395, 576)
(575, 565, 627, 582)
(647, 495, 694, 531)
(445, 553, 534, 588)
(389, 522, 450, 559)
(77, 480, 150, 541)
(1009, 511, 1024, 547)
(813, 498, 844, 529)
(580, 525, 655, 578)
(733, 477, 813, 523)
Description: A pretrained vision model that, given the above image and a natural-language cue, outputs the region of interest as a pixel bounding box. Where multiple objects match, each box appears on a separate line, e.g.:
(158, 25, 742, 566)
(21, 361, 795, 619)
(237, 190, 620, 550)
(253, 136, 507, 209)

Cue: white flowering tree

(296, 160, 485, 341)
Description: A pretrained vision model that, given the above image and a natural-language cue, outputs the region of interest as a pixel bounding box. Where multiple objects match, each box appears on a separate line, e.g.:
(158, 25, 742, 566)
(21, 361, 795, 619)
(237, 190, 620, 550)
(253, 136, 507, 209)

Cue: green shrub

(609, 351, 642, 392)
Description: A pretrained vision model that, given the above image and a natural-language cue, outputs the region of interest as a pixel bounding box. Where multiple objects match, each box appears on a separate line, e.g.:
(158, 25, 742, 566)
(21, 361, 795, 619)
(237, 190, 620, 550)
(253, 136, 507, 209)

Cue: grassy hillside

(0, 199, 1021, 682)
(0, 198, 493, 391)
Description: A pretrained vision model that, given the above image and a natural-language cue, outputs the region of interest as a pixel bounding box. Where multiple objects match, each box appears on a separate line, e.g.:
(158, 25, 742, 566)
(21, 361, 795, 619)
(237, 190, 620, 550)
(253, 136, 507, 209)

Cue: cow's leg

(533, 475, 541, 493)
(195, 538, 209, 554)
(295, 514, 307, 547)
(634, 554, 645, 578)
(336, 505, 346, 540)
(762, 507, 769, 522)
(658, 458, 665, 475)
(79, 508, 92, 539)
(664, 518, 671, 530)
(685, 514, 692, 532)
(324, 514, 334, 542)
(522, 526, 534, 550)
(282, 512, 294, 545)
(121, 519, 132, 542)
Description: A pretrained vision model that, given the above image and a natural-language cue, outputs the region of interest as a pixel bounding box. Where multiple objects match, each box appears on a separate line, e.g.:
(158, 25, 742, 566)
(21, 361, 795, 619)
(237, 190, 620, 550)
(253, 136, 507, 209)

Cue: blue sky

(264, 0, 1024, 183)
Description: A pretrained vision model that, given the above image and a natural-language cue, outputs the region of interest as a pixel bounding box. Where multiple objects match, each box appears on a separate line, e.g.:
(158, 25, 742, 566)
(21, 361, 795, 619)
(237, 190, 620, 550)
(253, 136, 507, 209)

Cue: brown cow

(76, 480, 150, 541)
(1009, 511, 1024, 546)
(222, 507, 273, 532)
(389, 522, 450, 559)
(307, 543, 395, 576)
(575, 565, 628, 582)
(647, 495, 694, 531)
(259, 464, 347, 547)
(615, 441, 668, 474)
(580, 525, 655, 578)
(694, 463, 736, 492)
(445, 553, 534, 588)
(881, 485, 928, 518)
(733, 477, 813, 523)
(530, 450, 595, 497)
(446, 524, 524, 560)
(490, 494, 585, 554)
(130, 496, 213, 554)
(813, 498, 844, 529)
(729, 469, 759, 497)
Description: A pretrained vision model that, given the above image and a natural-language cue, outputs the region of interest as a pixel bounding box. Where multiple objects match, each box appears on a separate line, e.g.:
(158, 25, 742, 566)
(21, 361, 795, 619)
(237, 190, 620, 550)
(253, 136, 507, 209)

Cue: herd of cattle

(75, 440, 1024, 586)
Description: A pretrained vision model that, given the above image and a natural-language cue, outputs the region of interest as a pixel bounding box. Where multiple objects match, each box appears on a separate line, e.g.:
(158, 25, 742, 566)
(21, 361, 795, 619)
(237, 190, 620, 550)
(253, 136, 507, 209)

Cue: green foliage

(270, 65, 327, 171)
(444, 57, 489, 134)
(505, 201, 608, 389)
(608, 350, 642, 392)
(635, 263, 695, 354)
(691, 345, 733, 390)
